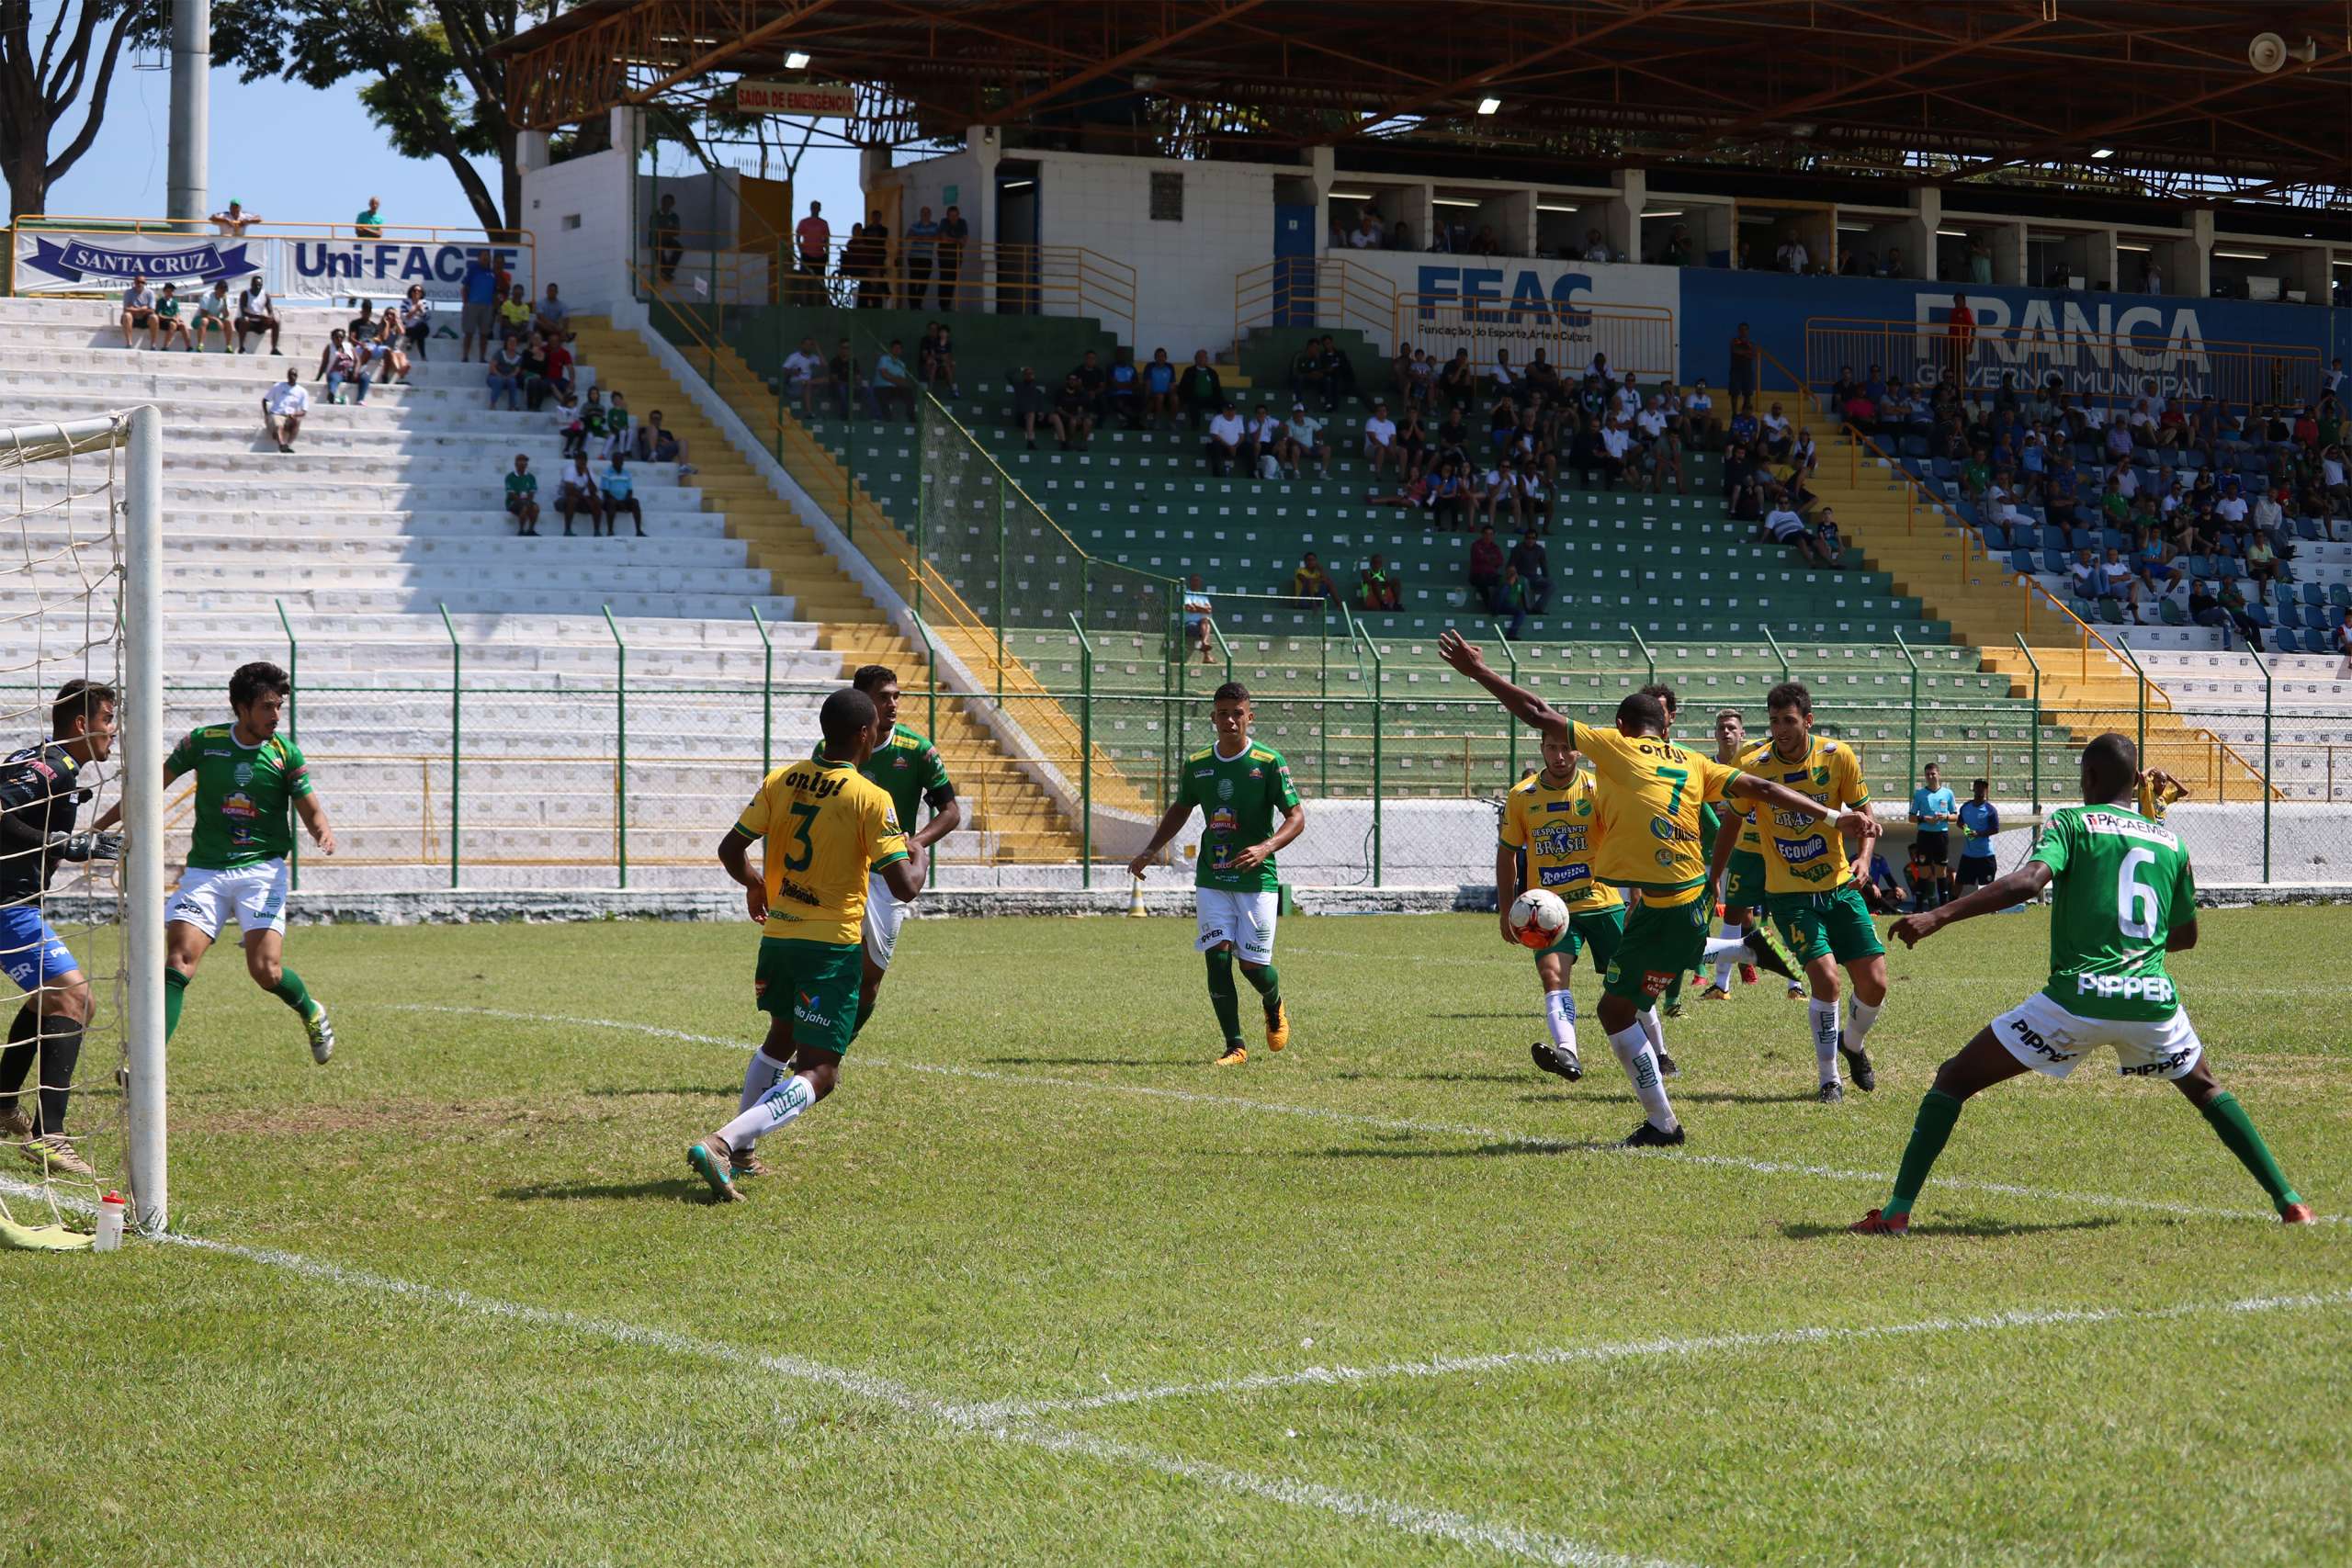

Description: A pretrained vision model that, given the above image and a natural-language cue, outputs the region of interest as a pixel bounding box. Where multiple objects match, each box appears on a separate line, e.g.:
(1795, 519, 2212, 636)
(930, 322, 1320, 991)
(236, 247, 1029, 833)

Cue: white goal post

(0, 408, 164, 1233)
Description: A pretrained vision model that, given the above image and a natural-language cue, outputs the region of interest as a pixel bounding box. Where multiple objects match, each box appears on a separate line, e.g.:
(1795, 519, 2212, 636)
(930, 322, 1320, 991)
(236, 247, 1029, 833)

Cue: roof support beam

(980, 0, 1270, 126)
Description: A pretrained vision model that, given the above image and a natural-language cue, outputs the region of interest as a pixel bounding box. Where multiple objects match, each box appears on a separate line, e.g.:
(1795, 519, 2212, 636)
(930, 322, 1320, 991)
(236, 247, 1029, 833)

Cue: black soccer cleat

(1531, 1042, 1583, 1082)
(1744, 929, 1800, 984)
(1818, 1080, 1845, 1104)
(1623, 1119, 1687, 1149)
(1840, 1038, 1877, 1092)
(1654, 1049, 1679, 1078)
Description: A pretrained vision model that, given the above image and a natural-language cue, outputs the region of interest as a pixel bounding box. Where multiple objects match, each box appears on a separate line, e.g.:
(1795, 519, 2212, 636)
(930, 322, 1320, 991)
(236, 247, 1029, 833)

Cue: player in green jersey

(1128, 682, 1306, 1066)
(1701, 706, 1805, 1004)
(1854, 733, 2312, 1233)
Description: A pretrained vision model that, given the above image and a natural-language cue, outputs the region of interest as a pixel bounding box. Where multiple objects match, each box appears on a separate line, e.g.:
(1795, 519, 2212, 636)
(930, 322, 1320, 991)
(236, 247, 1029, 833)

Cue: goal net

(0, 410, 164, 1245)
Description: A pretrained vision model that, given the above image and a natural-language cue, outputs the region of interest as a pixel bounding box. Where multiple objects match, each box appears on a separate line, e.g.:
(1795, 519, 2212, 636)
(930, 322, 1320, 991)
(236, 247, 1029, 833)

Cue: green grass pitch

(5, 907, 2346, 1566)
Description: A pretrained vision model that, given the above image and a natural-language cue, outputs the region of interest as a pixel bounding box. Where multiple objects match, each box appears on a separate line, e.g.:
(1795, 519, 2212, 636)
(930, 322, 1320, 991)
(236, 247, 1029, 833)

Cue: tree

(214, 0, 523, 235)
(0, 0, 147, 220)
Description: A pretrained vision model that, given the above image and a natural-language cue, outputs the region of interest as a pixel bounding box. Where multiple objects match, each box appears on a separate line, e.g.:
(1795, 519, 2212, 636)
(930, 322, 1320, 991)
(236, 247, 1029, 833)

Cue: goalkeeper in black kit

(0, 681, 121, 1179)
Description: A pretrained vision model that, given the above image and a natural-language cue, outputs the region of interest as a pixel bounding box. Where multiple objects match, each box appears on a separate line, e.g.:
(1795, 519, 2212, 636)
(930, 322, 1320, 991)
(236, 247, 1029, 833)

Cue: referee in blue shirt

(1908, 762, 1958, 908)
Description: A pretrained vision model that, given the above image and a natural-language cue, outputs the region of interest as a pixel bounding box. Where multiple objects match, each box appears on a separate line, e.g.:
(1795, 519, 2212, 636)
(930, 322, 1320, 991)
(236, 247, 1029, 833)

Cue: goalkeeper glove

(49, 831, 121, 862)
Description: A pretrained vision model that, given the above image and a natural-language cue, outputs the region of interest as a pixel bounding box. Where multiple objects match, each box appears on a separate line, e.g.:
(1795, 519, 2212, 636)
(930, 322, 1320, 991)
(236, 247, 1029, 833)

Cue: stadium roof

(498, 1, 2352, 209)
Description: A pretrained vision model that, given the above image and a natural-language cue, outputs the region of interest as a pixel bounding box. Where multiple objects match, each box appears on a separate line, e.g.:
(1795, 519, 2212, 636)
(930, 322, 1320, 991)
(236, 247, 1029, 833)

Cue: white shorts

(1196, 887, 1279, 964)
(167, 861, 291, 942)
(1990, 991, 2203, 1081)
(862, 871, 909, 971)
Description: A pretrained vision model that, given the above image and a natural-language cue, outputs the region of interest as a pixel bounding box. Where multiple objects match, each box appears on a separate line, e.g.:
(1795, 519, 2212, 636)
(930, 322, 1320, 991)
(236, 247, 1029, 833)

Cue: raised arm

(1724, 771, 1866, 835)
(1436, 628, 1567, 742)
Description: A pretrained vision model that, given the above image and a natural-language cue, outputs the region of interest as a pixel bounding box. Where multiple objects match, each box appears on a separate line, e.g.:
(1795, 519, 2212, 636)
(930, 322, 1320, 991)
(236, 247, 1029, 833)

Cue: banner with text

(1332, 252, 1684, 376)
(12, 230, 533, 303)
(12, 230, 263, 292)
(278, 240, 532, 301)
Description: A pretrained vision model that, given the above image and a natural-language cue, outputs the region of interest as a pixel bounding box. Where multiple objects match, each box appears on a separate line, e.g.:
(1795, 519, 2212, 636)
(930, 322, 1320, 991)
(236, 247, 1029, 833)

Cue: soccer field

(6, 907, 2347, 1566)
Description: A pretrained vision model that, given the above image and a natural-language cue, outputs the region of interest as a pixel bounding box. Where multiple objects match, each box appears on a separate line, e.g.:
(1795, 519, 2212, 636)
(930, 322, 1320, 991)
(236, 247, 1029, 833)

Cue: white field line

(1, 1174, 1683, 1568)
(972, 1288, 2352, 1423)
(391, 1004, 2346, 1228)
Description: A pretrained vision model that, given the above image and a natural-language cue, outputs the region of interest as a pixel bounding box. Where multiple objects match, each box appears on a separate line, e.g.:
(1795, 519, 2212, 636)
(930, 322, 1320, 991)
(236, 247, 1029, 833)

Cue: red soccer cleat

(1738, 963, 1758, 986)
(1850, 1208, 1910, 1235)
(2281, 1202, 2316, 1224)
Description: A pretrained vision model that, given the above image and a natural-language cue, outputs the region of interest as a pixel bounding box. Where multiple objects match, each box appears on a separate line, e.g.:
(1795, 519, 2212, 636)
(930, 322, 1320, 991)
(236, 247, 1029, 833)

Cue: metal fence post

(275, 598, 300, 892)
(1318, 599, 1330, 798)
(2250, 643, 2274, 882)
(2112, 634, 2150, 761)
(1893, 627, 1919, 783)
(1762, 624, 1790, 685)
(1070, 612, 1094, 889)
(2014, 633, 2042, 813)
(603, 604, 628, 889)
(1492, 620, 1519, 785)
(750, 603, 774, 773)
(995, 475, 1007, 701)
(438, 603, 461, 889)
(1626, 624, 1655, 687)
(1367, 631, 1385, 886)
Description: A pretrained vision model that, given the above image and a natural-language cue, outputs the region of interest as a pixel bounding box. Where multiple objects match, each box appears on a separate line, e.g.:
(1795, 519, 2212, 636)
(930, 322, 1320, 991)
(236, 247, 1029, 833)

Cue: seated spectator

(867, 339, 917, 423)
(261, 369, 310, 453)
(1241, 402, 1282, 477)
(1510, 457, 1554, 531)
(600, 452, 644, 537)
(119, 275, 159, 349)
(1510, 528, 1550, 615)
(1009, 367, 1051, 450)
(1070, 349, 1109, 420)
(1392, 342, 1428, 412)
(1182, 575, 1215, 664)
(1658, 222, 1694, 266)
(534, 283, 570, 341)
(1467, 525, 1506, 614)
(498, 283, 533, 342)
(503, 454, 542, 536)
(2098, 547, 2146, 623)
(1362, 400, 1401, 476)
(918, 321, 961, 402)
(346, 298, 379, 343)
(602, 389, 635, 462)
(1203, 402, 1245, 476)
(193, 280, 235, 353)
(1104, 350, 1140, 428)
(237, 278, 282, 355)
(552, 387, 585, 457)
(514, 333, 549, 407)
(1498, 566, 1534, 638)
(1363, 472, 1433, 511)
(1177, 351, 1224, 430)
(1289, 552, 1340, 606)
(635, 410, 691, 472)
(485, 335, 523, 410)
(1758, 402, 1793, 460)
(1583, 416, 1631, 490)
(1436, 349, 1476, 409)
(1358, 554, 1400, 610)
(318, 328, 371, 406)
(151, 282, 193, 350)
(826, 339, 858, 423)
(2065, 547, 2100, 601)
(554, 453, 602, 535)
(1052, 374, 1096, 451)
(357, 312, 410, 387)
(2216, 579, 2265, 649)
(1141, 348, 1178, 429)
(578, 386, 607, 450)
(1317, 334, 1358, 411)
(2332, 604, 2352, 656)
(1682, 378, 1718, 448)
(399, 285, 432, 358)
(1760, 499, 1826, 564)
(2243, 530, 2280, 584)
(1438, 459, 1480, 532)
(781, 334, 831, 418)
(1278, 403, 1329, 478)
(1812, 507, 1847, 570)
(1489, 348, 1518, 399)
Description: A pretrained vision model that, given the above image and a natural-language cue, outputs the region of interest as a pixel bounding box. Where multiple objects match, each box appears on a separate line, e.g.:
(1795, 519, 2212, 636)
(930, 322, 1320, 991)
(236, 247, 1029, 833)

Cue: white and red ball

(1508, 888, 1570, 950)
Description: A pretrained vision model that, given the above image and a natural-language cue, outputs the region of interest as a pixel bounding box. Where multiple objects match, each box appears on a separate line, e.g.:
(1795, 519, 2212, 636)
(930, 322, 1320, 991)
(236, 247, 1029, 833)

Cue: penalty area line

(391, 1003, 2342, 1229)
(0, 1175, 1691, 1568)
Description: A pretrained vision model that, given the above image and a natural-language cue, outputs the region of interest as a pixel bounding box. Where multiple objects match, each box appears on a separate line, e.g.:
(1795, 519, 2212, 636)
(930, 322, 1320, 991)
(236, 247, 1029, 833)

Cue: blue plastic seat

(1982, 522, 2009, 552)
(2272, 627, 2303, 652)
(2043, 549, 2071, 574)
(2009, 547, 2038, 575)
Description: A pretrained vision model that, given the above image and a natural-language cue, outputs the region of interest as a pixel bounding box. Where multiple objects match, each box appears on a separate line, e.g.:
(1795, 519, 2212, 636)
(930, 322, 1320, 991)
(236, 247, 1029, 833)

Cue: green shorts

(753, 936, 864, 1055)
(1722, 848, 1769, 911)
(1766, 886, 1886, 965)
(1538, 904, 1624, 971)
(1602, 895, 1710, 1004)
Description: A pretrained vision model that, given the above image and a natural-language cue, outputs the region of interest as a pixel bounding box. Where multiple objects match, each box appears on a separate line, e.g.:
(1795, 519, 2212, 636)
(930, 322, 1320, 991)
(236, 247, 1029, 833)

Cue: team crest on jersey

(1217, 778, 1235, 801)
(1654, 848, 1676, 867)
(1813, 764, 1831, 787)
(234, 761, 255, 786)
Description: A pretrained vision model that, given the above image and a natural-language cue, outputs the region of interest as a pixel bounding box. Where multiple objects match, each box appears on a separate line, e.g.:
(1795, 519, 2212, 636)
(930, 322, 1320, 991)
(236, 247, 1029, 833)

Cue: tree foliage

(0, 0, 155, 219)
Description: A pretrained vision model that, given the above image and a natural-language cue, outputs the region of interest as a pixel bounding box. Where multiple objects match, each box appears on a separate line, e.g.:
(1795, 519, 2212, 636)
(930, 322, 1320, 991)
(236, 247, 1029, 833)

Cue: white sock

(1701, 933, 1755, 964)
(1638, 1005, 1665, 1057)
(1712, 923, 1741, 988)
(1845, 997, 1883, 1051)
(1544, 988, 1577, 1055)
(1608, 1022, 1678, 1132)
(739, 1049, 786, 1113)
(1809, 998, 1842, 1084)
(716, 1073, 818, 1149)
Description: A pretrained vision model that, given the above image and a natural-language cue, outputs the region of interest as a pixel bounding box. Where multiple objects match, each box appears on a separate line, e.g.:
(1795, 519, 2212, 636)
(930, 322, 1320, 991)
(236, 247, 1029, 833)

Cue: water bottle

(92, 1190, 126, 1252)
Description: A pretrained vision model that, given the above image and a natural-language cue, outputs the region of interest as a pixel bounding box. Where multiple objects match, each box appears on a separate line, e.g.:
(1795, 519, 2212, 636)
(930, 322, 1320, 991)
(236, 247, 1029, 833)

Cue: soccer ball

(1508, 888, 1570, 950)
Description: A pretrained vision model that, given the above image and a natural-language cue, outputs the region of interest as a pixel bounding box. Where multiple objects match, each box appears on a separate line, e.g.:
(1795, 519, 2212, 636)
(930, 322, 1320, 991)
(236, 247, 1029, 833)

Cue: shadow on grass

(1336, 1070, 1533, 1085)
(497, 1178, 717, 1204)
(1306, 1138, 1610, 1159)
(1534, 1089, 1826, 1106)
(582, 1086, 726, 1100)
(1779, 1216, 2123, 1240)
(981, 1055, 1196, 1068)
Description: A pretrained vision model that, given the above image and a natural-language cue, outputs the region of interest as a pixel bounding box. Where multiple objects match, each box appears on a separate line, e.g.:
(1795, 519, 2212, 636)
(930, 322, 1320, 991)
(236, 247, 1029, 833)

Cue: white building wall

(522, 146, 634, 315)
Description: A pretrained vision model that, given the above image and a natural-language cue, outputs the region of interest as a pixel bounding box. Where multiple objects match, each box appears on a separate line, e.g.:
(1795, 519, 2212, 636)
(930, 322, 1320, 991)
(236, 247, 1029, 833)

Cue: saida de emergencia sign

(733, 80, 857, 117)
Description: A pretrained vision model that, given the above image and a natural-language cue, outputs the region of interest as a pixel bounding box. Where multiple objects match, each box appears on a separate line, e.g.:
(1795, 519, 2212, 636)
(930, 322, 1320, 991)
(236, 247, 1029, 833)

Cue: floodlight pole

(168, 0, 210, 224)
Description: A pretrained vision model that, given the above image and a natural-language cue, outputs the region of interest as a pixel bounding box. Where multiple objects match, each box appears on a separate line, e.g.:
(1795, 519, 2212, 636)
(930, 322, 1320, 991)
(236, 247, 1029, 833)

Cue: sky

(49, 66, 866, 232)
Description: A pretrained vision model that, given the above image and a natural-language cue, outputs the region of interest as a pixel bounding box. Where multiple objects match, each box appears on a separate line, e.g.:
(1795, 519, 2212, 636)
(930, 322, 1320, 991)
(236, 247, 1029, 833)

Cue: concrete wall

(522, 145, 635, 315)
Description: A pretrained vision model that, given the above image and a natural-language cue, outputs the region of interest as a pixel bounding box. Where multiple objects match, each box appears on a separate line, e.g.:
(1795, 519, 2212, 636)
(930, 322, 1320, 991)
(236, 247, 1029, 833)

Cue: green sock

(851, 989, 876, 1043)
(1204, 950, 1243, 1048)
(271, 967, 314, 1017)
(2199, 1092, 2302, 1213)
(1883, 1089, 1965, 1218)
(1238, 962, 1282, 1015)
(164, 967, 189, 1042)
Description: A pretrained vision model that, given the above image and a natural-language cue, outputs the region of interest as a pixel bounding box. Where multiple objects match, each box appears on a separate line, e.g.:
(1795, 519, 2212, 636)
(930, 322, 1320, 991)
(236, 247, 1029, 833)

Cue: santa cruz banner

(13, 228, 532, 303)
(18, 232, 259, 289)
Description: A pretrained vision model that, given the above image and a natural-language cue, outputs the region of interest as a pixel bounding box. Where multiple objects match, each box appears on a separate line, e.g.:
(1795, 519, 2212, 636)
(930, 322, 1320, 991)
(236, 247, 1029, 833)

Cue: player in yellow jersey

(687, 687, 922, 1201)
(1737, 682, 1887, 1102)
(1703, 707, 1807, 1004)
(1498, 731, 1623, 1082)
(1441, 628, 1869, 1146)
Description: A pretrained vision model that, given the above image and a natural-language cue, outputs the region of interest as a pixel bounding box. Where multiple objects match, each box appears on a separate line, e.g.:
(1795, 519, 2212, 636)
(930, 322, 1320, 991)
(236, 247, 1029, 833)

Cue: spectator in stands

(1009, 367, 1050, 449)
(1385, 219, 1412, 250)
(363, 312, 412, 387)
(1725, 323, 1759, 417)
(1757, 400, 1793, 461)
(1178, 350, 1224, 430)
(261, 368, 310, 453)
(1776, 232, 1808, 273)
(1392, 343, 1431, 413)
(2332, 604, 2352, 656)
(485, 335, 524, 411)
(1203, 401, 1245, 477)
(397, 284, 432, 359)
(553, 387, 585, 457)
(1510, 527, 1550, 614)
(555, 453, 602, 535)
(1350, 211, 1384, 250)
(858, 208, 892, 306)
(458, 252, 499, 363)
(498, 283, 532, 342)
(354, 197, 384, 238)
(1358, 554, 1400, 610)
(513, 333, 549, 408)
(1436, 349, 1476, 411)
(779, 336, 832, 419)
(1240, 402, 1282, 477)
(1513, 455, 1554, 531)
(1813, 507, 1846, 570)
(1678, 378, 1715, 449)
(936, 205, 968, 309)
(651, 193, 684, 282)
(192, 280, 234, 353)
(1052, 374, 1096, 451)
(1760, 497, 1827, 565)
(636, 411, 691, 472)
(1466, 525, 1507, 614)
(602, 390, 636, 462)
(794, 200, 831, 304)
(1290, 552, 1340, 606)
(600, 452, 645, 536)
(1141, 348, 1178, 430)
(1591, 415, 1632, 490)
(901, 206, 939, 309)
(1497, 566, 1535, 637)
(150, 282, 192, 350)
(1067, 348, 1108, 420)
(209, 199, 263, 236)
(1434, 458, 1477, 531)
(2243, 530, 2281, 585)
(2065, 547, 2101, 602)
(317, 328, 370, 405)
(1279, 402, 1329, 479)
(504, 454, 541, 536)
(534, 285, 570, 342)
(1104, 350, 1138, 427)
(1362, 400, 1401, 476)
(2098, 547, 2147, 623)
(1320, 334, 1360, 411)
(119, 274, 158, 349)
(1489, 348, 1519, 400)
(867, 339, 917, 423)
(1182, 576, 1215, 663)
(2216, 579, 2265, 649)
(1658, 222, 1694, 266)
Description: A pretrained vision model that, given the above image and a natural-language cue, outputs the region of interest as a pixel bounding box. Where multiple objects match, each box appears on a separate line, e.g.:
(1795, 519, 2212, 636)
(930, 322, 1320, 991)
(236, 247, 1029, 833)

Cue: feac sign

(1415, 265, 1598, 327)
(1914, 291, 2211, 400)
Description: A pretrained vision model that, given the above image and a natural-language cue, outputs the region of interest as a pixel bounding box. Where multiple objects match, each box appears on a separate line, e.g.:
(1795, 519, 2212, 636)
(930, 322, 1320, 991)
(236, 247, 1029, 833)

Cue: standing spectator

(1947, 293, 1975, 378)
(555, 453, 602, 535)
(782, 334, 831, 418)
(458, 252, 499, 363)
(504, 454, 541, 536)
(867, 339, 917, 423)
(261, 369, 310, 453)
(826, 338, 859, 423)
(1177, 351, 1224, 429)
(1009, 367, 1050, 449)
(1727, 322, 1758, 415)
(354, 197, 384, 238)
(1358, 554, 1401, 610)
(919, 321, 961, 400)
(1954, 779, 2000, 889)
(1141, 348, 1178, 429)
(1362, 400, 1400, 475)
(794, 200, 831, 303)
(1289, 552, 1340, 605)
(485, 335, 523, 410)
(1466, 525, 1507, 614)
(1509, 527, 1550, 616)
(651, 193, 684, 281)
(901, 205, 939, 309)
(399, 284, 432, 358)
(192, 279, 235, 353)
(860, 208, 893, 307)
(317, 329, 370, 405)
(1966, 232, 1993, 285)
(119, 275, 158, 349)
(1051, 374, 1096, 451)
(209, 199, 263, 236)
(935, 204, 968, 310)
(1776, 232, 1809, 273)
(600, 452, 645, 536)
(1203, 403, 1246, 476)
(1279, 402, 1329, 478)
(1658, 222, 1695, 266)
(1182, 575, 1215, 664)
(150, 282, 192, 350)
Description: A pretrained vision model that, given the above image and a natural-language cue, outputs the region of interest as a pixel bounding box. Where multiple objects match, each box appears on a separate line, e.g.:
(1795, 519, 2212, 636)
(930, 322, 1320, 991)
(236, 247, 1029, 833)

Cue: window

(1150, 171, 1183, 222)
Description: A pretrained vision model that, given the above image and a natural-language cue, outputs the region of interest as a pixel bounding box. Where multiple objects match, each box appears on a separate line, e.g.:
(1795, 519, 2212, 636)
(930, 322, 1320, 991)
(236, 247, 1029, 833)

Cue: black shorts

(1915, 830, 1950, 865)
(1955, 855, 1996, 887)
